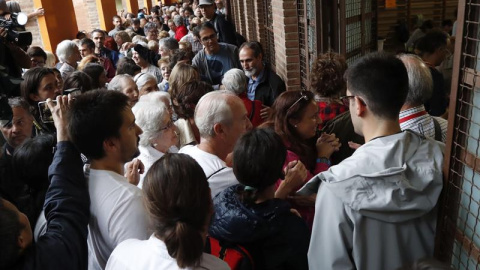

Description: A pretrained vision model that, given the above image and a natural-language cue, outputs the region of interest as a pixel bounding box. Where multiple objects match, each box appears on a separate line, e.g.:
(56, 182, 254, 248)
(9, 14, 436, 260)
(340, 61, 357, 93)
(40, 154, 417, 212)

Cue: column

(95, 0, 117, 32)
(33, 0, 78, 53)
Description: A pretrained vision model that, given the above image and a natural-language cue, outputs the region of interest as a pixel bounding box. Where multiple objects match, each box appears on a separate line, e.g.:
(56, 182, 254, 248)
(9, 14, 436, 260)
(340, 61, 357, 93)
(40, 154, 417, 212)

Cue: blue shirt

(205, 44, 235, 85)
(247, 69, 265, 101)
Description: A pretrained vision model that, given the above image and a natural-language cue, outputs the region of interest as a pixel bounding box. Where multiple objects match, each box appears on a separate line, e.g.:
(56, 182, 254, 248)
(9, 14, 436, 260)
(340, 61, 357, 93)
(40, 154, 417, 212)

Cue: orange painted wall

(126, 0, 139, 13)
(95, 0, 117, 32)
(143, 0, 152, 13)
(33, 0, 78, 53)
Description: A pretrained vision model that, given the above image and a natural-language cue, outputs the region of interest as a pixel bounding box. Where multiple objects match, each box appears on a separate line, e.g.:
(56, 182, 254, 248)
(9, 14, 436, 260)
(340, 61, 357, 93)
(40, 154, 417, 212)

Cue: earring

(294, 125, 297, 128)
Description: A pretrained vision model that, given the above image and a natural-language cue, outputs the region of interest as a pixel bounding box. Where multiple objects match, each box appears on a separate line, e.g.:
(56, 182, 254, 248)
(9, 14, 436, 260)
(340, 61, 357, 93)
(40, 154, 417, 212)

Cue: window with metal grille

(339, 0, 377, 65)
(435, 1, 480, 269)
(297, 0, 321, 90)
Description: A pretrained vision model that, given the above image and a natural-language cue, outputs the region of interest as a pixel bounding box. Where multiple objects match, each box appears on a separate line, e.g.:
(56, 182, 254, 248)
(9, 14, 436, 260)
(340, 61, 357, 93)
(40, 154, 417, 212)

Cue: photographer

(0, 95, 90, 269)
(0, 0, 31, 78)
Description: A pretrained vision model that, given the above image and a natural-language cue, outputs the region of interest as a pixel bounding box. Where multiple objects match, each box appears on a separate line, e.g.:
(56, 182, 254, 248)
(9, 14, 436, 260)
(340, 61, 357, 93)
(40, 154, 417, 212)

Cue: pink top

(276, 149, 329, 229)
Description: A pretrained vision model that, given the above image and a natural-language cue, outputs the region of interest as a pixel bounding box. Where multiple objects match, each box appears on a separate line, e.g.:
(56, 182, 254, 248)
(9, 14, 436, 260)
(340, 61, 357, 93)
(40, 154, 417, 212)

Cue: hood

(209, 185, 292, 243)
(299, 131, 444, 223)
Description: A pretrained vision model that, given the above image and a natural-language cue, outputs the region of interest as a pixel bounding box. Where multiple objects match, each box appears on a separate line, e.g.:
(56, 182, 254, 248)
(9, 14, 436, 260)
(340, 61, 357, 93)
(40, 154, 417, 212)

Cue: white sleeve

(308, 184, 355, 270)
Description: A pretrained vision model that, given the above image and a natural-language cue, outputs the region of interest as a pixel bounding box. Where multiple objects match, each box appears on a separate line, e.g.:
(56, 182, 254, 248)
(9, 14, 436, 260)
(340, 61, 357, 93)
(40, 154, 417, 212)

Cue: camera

(0, 12, 32, 47)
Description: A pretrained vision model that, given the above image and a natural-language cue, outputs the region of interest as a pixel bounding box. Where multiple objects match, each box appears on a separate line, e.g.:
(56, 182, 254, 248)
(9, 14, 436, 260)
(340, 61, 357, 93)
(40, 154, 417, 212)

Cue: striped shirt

(399, 105, 448, 143)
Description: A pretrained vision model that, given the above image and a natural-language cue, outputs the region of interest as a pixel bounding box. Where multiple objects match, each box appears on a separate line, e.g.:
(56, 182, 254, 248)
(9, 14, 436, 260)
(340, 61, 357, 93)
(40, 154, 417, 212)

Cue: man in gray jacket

(192, 22, 240, 88)
(300, 52, 444, 270)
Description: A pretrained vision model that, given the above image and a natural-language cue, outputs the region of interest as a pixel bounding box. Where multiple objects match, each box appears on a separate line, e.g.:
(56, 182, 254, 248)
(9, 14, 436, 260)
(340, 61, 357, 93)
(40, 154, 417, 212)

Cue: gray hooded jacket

(299, 131, 444, 270)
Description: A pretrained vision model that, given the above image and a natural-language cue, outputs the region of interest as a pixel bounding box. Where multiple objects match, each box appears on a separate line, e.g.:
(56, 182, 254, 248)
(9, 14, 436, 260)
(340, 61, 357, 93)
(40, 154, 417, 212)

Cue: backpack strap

(432, 117, 442, 141)
(249, 100, 255, 121)
(207, 167, 227, 180)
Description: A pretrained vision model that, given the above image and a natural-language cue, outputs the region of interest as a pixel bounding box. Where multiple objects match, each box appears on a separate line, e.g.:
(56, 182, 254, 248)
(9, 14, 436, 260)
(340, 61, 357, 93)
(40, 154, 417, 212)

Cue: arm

(34, 96, 90, 270)
(308, 184, 355, 270)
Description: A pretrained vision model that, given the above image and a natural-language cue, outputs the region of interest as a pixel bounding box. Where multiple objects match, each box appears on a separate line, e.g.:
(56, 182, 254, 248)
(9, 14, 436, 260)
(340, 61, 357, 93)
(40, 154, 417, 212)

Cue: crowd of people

(0, 0, 455, 269)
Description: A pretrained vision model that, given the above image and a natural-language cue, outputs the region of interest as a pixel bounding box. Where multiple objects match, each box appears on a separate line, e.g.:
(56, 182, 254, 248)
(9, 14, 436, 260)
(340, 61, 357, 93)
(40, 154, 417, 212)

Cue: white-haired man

(179, 91, 252, 197)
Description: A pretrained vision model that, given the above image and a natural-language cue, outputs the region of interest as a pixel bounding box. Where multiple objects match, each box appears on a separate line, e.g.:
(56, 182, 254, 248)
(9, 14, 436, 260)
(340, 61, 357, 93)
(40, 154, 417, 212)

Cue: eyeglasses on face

(159, 120, 174, 132)
(340, 95, 355, 107)
(287, 91, 309, 112)
(201, 33, 217, 43)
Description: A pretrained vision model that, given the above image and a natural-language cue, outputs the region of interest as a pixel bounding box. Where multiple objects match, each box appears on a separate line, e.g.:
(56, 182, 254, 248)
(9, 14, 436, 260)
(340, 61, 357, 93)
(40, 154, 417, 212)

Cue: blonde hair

(168, 62, 199, 98)
(77, 55, 101, 71)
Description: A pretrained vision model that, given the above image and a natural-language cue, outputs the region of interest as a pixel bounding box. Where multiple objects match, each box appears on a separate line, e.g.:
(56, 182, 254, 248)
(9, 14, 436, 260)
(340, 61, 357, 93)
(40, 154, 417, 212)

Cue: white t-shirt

(179, 145, 238, 197)
(87, 169, 150, 270)
(137, 145, 164, 189)
(106, 235, 230, 270)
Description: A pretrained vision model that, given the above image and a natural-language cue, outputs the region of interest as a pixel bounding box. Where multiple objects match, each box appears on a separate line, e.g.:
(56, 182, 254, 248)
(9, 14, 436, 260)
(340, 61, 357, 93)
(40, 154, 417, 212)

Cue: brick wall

(229, 0, 300, 91)
(272, 0, 300, 91)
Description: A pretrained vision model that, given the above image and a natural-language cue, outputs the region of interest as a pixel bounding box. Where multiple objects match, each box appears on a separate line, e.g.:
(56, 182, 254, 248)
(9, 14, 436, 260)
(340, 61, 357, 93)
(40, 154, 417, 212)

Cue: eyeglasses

(340, 95, 355, 107)
(287, 91, 309, 112)
(201, 33, 217, 43)
(159, 120, 174, 132)
(31, 58, 45, 67)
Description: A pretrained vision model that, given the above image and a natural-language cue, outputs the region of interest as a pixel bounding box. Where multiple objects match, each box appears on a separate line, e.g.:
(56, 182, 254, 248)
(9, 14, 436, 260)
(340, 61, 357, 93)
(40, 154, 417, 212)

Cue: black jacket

(209, 185, 309, 270)
(11, 142, 90, 270)
(254, 66, 286, 107)
(210, 13, 237, 46)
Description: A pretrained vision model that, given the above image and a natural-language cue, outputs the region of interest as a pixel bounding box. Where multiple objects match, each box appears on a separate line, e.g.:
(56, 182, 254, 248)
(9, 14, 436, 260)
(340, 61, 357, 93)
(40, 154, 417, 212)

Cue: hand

(46, 95, 72, 142)
(290, 208, 301, 218)
(124, 158, 144, 186)
(288, 194, 317, 207)
(121, 42, 135, 51)
(275, 160, 307, 199)
(34, 8, 45, 16)
(348, 141, 362, 150)
(316, 133, 341, 158)
(260, 105, 271, 120)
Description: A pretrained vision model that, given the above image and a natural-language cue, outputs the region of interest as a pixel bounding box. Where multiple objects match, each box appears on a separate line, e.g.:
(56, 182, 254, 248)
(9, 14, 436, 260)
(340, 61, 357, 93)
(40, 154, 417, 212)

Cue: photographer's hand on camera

(47, 95, 72, 142)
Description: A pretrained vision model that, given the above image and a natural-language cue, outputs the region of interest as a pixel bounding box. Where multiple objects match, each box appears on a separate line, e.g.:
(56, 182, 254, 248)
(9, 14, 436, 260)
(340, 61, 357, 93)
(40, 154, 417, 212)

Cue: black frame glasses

(340, 95, 355, 107)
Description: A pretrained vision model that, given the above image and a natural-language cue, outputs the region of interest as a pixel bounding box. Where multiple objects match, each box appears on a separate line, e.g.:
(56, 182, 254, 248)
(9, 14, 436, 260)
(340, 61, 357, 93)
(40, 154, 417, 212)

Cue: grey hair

(132, 100, 169, 146)
(134, 73, 157, 89)
(8, 97, 30, 113)
(132, 35, 148, 44)
(56, 40, 78, 63)
(140, 91, 171, 105)
(143, 22, 157, 34)
(173, 15, 184, 26)
(194, 91, 237, 138)
(159, 37, 179, 51)
(108, 74, 134, 92)
(397, 54, 433, 106)
(222, 68, 247, 95)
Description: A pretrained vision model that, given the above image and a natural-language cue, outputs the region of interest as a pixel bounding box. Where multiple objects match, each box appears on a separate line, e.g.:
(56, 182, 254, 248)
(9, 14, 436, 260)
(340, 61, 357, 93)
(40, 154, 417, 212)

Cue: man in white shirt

(179, 91, 252, 197)
(68, 90, 149, 270)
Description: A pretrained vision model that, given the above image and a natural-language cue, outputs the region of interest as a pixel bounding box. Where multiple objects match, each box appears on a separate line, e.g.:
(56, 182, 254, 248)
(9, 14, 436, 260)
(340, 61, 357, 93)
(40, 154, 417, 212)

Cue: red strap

(399, 111, 427, 123)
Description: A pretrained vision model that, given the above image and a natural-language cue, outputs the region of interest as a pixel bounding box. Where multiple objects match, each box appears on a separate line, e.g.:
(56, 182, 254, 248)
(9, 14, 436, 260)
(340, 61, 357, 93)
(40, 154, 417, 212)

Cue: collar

(399, 105, 428, 123)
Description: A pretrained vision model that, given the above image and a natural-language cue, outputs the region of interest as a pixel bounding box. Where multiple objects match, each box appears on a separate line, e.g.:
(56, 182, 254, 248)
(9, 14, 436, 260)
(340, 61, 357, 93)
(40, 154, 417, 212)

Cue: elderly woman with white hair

(132, 98, 178, 188)
(108, 74, 139, 106)
(56, 40, 82, 79)
(134, 72, 159, 96)
(158, 37, 179, 58)
(173, 15, 187, 41)
(222, 68, 263, 127)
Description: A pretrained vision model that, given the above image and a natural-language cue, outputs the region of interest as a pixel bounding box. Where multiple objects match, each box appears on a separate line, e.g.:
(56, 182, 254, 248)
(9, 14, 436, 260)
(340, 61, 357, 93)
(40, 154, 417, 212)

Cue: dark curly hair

(173, 81, 212, 119)
(310, 52, 347, 98)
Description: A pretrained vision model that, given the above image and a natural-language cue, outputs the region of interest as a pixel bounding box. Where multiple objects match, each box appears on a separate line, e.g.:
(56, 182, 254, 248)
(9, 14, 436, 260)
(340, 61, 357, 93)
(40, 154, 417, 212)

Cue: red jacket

(239, 93, 263, 127)
(175, 25, 188, 41)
